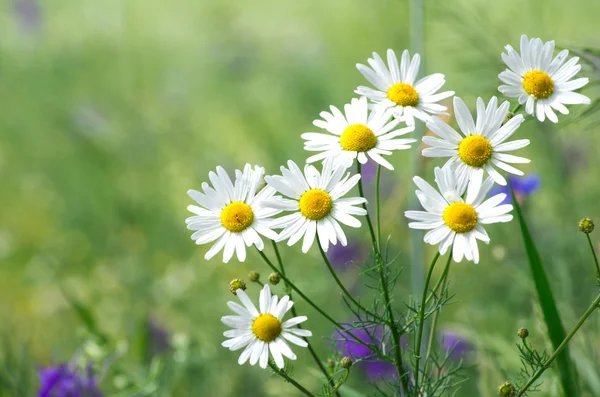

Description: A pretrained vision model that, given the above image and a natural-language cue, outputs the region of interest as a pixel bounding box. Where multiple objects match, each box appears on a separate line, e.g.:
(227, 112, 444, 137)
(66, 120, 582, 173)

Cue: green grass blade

(510, 185, 578, 396)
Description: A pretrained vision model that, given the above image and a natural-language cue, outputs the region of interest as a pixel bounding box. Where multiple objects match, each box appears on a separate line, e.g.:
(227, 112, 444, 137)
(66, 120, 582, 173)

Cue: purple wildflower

(147, 317, 171, 357)
(14, 0, 42, 33)
(327, 241, 365, 269)
(490, 174, 540, 205)
(360, 160, 378, 185)
(38, 364, 103, 397)
(439, 330, 472, 361)
(336, 325, 396, 381)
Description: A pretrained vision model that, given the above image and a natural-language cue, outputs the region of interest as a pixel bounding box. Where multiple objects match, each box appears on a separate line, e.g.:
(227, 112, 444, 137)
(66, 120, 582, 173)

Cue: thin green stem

(375, 164, 382, 250)
(425, 251, 452, 307)
(268, 361, 316, 397)
(318, 244, 384, 322)
(271, 242, 340, 397)
(516, 293, 600, 397)
(357, 162, 410, 393)
(512, 103, 523, 114)
(585, 234, 600, 280)
(413, 252, 441, 395)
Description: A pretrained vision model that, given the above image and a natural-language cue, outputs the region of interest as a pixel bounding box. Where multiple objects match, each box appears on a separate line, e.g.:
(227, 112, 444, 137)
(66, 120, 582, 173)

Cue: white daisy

(221, 284, 311, 369)
(355, 49, 455, 126)
(264, 160, 367, 253)
(422, 96, 529, 193)
(498, 34, 590, 123)
(405, 166, 513, 264)
(186, 164, 280, 263)
(301, 97, 416, 170)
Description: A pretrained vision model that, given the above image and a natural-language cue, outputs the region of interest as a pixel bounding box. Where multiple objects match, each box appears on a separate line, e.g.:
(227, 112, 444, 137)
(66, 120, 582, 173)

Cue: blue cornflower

(38, 363, 103, 397)
(490, 174, 540, 205)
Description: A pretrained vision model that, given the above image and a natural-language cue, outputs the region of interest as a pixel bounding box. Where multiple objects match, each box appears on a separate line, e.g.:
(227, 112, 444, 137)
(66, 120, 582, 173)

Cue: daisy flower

(355, 49, 455, 126)
(422, 96, 528, 193)
(221, 284, 311, 369)
(405, 166, 513, 263)
(264, 160, 367, 253)
(301, 97, 416, 170)
(498, 34, 590, 122)
(185, 164, 280, 263)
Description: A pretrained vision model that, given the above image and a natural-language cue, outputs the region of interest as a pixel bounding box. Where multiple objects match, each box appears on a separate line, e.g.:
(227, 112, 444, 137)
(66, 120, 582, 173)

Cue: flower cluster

(184, 33, 589, 393)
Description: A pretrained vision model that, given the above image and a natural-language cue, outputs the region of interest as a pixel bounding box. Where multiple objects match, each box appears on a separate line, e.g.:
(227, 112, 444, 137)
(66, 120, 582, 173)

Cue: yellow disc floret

(458, 135, 493, 167)
(299, 189, 333, 221)
(252, 314, 282, 342)
(523, 70, 554, 99)
(339, 124, 377, 152)
(220, 202, 254, 232)
(387, 83, 419, 107)
(443, 202, 478, 233)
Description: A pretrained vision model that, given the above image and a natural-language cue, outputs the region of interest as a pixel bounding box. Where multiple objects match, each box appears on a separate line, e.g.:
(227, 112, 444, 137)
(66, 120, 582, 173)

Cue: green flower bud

(503, 111, 515, 125)
(248, 271, 260, 282)
(498, 381, 516, 397)
(579, 217, 595, 234)
(517, 328, 529, 339)
(229, 278, 246, 295)
(340, 356, 353, 369)
(268, 272, 281, 285)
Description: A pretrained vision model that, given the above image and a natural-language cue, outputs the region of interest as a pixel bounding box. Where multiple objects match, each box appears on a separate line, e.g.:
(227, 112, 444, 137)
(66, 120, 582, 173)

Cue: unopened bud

(502, 112, 515, 125)
(517, 328, 529, 339)
(579, 217, 594, 234)
(498, 381, 516, 397)
(248, 271, 260, 282)
(340, 356, 353, 369)
(229, 279, 246, 295)
(268, 272, 281, 285)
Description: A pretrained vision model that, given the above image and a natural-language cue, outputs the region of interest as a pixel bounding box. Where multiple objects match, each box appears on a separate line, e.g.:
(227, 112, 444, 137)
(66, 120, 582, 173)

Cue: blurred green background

(1, 0, 600, 395)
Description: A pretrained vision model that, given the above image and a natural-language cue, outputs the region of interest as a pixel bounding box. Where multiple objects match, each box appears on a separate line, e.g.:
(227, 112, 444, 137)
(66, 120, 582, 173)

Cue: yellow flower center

(522, 70, 554, 99)
(387, 82, 419, 107)
(252, 314, 282, 342)
(458, 135, 493, 167)
(339, 124, 377, 152)
(299, 189, 333, 221)
(220, 202, 254, 232)
(443, 202, 478, 233)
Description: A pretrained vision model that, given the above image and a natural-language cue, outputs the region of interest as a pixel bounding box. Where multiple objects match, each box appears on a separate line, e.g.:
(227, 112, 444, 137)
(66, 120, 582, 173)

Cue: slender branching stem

(516, 293, 600, 397)
(271, 242, 341, 397)
(585, 234, 600, 280)
(375, 164, 382, 249)
(512, 103, 523, 114)
(268, 361, 316, 397)
(413, 252, 441, 395)
(356, 162, 410, 393)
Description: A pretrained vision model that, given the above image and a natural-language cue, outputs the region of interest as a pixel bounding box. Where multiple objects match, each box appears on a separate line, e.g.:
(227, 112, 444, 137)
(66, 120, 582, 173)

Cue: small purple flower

(336, 325, 396, 381)
(439, 330, 472, 361)
(327, 241, 364, 269)
(490, 174, 540, 205)
(14, 0, 42, 33)
(38, 364, 103, 397)
(361, 160, 378, 184)
(147, 317, 171, 357)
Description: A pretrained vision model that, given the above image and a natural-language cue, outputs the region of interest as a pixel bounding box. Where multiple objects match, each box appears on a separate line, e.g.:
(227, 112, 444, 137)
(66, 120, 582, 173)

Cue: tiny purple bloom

(336, 325, 396, 381)
(14, 0, 42, 33)
(490, 174, 540, 205)
(361, 160, 378, 185)
(439, 330, 472, 361)
(327, 241, 364, 269)
(38, 364, 103, 397)
(148, 317, 171, 357)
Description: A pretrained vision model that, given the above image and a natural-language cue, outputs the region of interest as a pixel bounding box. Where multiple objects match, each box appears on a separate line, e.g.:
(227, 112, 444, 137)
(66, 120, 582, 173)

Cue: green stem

(413, 252, 441, 395)
(317, 243, 384, 321)
(512, 103, 523, 114)
(585, 234, 600, 280)
(375, 164, 382, 250)
(271, 242, 341, 397)
(269, 361, 316, 397)
(516, 293, 600, 397)
(356, 162, 410, 393)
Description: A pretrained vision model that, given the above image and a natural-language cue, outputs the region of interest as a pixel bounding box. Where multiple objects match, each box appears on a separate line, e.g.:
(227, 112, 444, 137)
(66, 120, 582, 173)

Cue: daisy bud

(498, 381, 516, 397)
(578, 217, 594, 234)
(327, 359, 335, 371)
(502, 111, 514, 125)
(268, 272, 281, 285)
(228, 279, 246, 295)
(517, 328, 529, 339)
(248, 271, 260, 282)
(340, 356, 353, 369)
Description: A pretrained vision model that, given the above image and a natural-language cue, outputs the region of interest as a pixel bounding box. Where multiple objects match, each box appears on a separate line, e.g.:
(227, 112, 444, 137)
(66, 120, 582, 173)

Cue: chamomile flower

(221, 284, 311, 369)
(355, 49, 455, 126)
(302, 97, 416, 170)
(405, 167, 513, 263)
(186, 164, 280, 263)
(423, 96, 528, 193)
(264, 160, 367, 253)
(498, 34, 590, 122)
